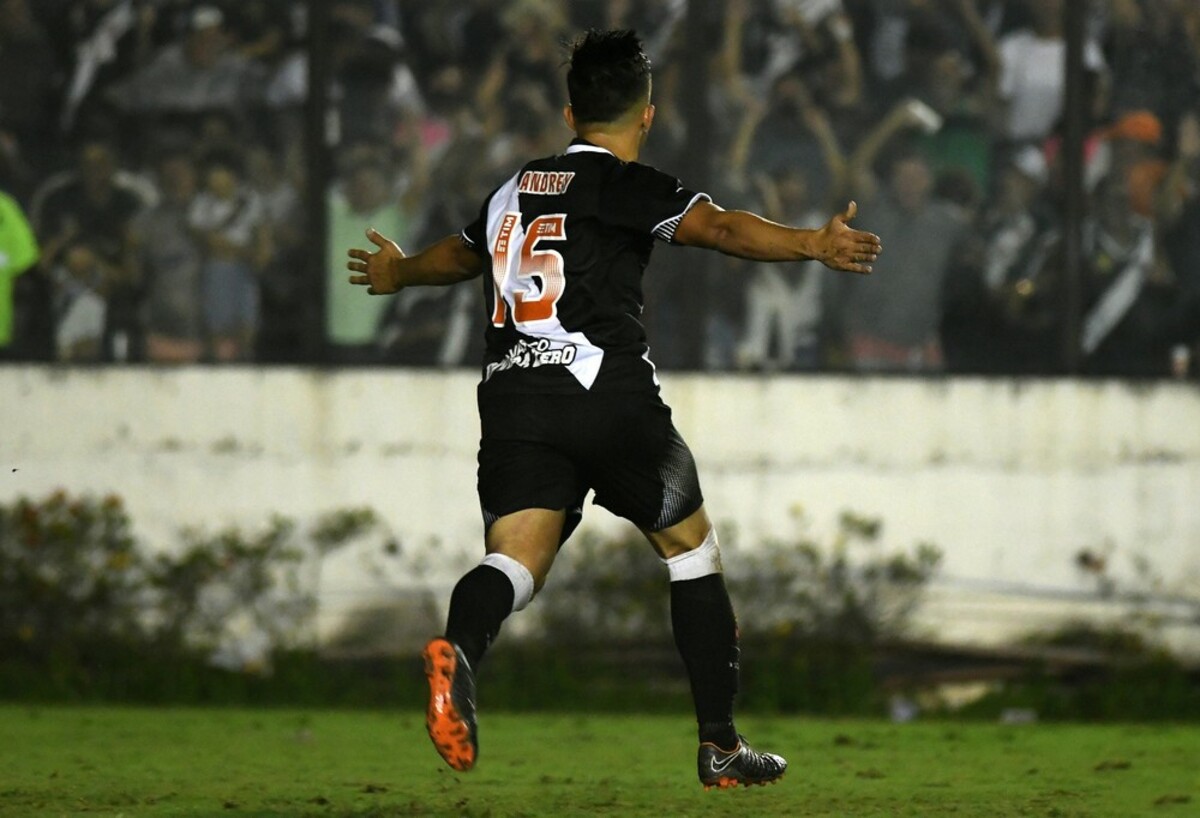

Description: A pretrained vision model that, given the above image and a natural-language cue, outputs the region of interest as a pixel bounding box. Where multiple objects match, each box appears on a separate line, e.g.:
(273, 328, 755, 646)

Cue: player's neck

(575, 128, 642, 163)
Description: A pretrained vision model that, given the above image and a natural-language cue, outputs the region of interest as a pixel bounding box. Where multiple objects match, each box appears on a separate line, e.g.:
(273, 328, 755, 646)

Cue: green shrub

(0, 491, 147, 653)
(509, 512, 940, 714)
(533, 511, 941, 647)
(1, 490, 388, 699)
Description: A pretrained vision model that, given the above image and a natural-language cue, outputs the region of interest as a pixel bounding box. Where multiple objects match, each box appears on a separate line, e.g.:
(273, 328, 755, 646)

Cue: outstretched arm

(347, 229, 486, 295)
(673, 200, 882, 274)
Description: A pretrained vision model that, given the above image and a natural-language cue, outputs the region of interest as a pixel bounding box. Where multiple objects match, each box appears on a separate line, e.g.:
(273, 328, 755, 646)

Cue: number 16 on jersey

(490, 212, 568, 327)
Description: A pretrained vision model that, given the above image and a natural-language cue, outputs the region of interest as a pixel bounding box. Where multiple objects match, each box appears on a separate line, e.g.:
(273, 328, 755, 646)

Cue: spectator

(129, 148, 205, 363)
(30, 137, 144, 361)
(484, 0, 569, 113)
(0, 189, 39, 359)
(30, 137, 145, 261)
(338, 24, 426, 146)
(190, 149, 271, 363)
(325, 148, 405, 363)
(400, 0, 479, 80)
(1078, 173, 1177, 377)
(106, 5, 267, 125)
(881, 8, 997, 197)
(748, 71, 843, 200)
(836, 145, 967, 371)
(50, 240, 112, 362)
(737, 168, 832, 371)
(266, 16, 423, 152)
(996, 0, 1106, 145)
(941, 146, 1060, 373)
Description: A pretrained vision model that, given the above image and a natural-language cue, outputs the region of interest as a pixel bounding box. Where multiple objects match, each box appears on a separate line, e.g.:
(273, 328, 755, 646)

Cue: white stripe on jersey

(485, 171, 605, 390)
(652, 191, 711, 243)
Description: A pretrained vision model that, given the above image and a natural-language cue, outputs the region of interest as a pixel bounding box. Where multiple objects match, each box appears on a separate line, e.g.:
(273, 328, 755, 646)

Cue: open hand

(347, 227, 405, 294)
(812, 201, 881, 274)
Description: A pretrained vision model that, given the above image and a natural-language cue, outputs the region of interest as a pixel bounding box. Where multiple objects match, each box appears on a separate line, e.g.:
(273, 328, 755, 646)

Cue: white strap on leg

(481, 553, 535, 612)
(661, 527, 723, 582)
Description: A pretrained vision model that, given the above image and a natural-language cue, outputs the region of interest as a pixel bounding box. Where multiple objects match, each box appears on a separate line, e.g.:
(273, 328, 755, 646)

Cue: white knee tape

(480, 553, 536, 612)
(662, 527, 723, 581)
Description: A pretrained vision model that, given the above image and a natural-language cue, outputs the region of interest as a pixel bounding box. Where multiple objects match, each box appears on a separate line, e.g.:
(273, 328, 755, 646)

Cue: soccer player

(347, 29, 881, 789)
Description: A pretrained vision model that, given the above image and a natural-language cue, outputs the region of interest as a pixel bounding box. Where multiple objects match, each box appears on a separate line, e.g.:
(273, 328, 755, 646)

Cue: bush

(533, 511, 941, 647)
(508, 511, 941, 714)
(0, 491, 147, 653)
(0, 490, 388, 699)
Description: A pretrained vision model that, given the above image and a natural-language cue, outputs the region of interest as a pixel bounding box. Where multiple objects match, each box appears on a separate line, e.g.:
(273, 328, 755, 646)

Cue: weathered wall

(3, 367, 1198, 651)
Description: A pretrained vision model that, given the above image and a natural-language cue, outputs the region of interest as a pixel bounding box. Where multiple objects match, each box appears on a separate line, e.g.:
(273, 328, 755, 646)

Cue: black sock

(444, 564, 515, 670)
(670, 573, 740, 749)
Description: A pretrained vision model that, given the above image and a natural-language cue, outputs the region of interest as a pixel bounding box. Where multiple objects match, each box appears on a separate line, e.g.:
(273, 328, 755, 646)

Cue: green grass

(0, 706, 1196, 817)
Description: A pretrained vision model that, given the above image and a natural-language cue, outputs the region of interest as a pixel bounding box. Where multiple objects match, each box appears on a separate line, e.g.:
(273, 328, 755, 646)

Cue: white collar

(564, 143, 615, 157)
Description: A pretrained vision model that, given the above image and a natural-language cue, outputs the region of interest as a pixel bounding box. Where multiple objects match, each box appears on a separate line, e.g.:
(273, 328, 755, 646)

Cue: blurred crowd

(0, 0, 1198, 376)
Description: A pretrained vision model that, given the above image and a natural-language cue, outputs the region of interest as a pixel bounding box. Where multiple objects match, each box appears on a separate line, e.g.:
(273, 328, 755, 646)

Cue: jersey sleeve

(602, 162, 711, 244)
(459, 192, 493, 257)
(459, 211, 487, 256)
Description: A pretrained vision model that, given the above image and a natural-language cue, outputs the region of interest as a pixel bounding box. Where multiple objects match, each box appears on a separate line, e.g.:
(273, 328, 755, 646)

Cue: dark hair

(566, 29, 652, 125)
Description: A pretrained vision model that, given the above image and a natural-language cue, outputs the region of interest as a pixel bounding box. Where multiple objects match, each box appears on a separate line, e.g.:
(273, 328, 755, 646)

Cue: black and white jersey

(461, 138, 709, 394)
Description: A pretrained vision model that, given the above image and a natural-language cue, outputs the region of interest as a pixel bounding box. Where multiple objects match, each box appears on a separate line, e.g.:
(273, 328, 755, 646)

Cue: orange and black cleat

(422, 637, 478, 771)
(698, 735, 787, 790)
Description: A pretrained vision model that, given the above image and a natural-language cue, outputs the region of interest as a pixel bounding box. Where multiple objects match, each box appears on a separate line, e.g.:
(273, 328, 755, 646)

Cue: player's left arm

(673, 200, 882, 275)
(347, 229, 486, 295)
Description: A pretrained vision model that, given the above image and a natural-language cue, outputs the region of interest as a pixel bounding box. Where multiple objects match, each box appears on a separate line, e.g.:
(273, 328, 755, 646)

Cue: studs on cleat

(423, 638, 479, 772)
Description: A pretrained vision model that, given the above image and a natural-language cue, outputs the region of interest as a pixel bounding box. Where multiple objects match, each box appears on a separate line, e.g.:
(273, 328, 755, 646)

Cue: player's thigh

(478, 392, 590, 533)
(585, 393, 705, 533)
(485, 508, 566, 591)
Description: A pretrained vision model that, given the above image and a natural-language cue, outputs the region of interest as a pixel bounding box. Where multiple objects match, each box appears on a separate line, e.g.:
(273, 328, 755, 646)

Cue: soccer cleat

(422, 638, 478, 771)
(698, 735, 787, 790)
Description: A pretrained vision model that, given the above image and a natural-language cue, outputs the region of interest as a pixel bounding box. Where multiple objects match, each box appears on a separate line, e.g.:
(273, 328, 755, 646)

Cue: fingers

(347, 247, 371, 262)
(348, 274, 370, 286)
(365, 226, 387, 248)
(347, 260, 367, 273)
(836, 239, 879, 274)
(836, 256, 874, 274)
(852, 229, 882, 248)
(849, 231, 883, 257)
(838, 200, 858, 222)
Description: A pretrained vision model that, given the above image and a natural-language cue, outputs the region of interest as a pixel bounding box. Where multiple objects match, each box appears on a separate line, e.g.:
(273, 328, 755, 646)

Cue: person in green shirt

(0, 190, 39, 355)
(326, 152, 409, 363)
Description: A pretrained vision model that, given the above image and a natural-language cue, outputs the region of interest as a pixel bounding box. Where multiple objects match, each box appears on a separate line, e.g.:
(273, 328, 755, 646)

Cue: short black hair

(566, 29, 652, 126)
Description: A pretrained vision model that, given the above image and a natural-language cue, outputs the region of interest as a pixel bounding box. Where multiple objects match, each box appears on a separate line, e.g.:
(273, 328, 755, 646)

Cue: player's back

(461, 138, 708, 395)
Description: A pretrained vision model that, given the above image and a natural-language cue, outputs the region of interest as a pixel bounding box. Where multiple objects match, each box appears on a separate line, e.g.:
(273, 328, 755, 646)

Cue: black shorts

(477, 389, 704, 540)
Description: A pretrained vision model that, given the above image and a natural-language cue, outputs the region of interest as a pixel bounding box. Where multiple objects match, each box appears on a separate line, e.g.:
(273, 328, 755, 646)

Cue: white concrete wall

(3, 366, 1198, 652)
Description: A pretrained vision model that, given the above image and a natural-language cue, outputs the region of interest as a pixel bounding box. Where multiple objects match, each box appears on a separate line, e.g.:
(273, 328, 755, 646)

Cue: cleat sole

(702, 772, 786, 791)
(423, 639, 476, 771)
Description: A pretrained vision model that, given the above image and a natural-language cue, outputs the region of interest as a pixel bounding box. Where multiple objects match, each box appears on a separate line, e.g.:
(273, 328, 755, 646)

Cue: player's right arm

(673, 200, 881, 275)
(346, 229, 486, 295)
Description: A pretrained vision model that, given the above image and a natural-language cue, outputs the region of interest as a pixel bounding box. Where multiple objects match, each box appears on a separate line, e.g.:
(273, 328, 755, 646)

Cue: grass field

(0, 706, 1196, 817)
